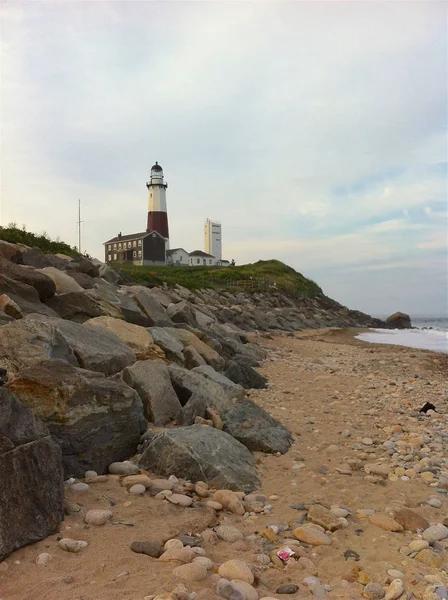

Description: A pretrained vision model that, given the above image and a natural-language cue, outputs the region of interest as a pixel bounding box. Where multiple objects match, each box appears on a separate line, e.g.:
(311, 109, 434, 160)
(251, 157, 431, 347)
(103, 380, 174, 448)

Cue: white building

(166, 248, 189, 266)
(189, 250, 216, 267)
(204, 219, 222, 261)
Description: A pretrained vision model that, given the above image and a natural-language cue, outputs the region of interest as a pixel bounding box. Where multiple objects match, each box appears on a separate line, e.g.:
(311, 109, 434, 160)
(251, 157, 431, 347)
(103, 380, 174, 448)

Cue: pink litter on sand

(277, 547, 295, 561)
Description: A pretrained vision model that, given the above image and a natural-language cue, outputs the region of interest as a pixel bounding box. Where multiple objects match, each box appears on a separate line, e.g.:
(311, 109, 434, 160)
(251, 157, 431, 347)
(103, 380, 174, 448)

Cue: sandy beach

(1, 329, 447, 600)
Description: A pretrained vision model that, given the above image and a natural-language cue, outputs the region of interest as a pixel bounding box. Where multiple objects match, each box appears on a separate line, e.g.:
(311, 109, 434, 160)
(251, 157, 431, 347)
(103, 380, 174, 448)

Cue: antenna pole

(77, 199, 83, 254)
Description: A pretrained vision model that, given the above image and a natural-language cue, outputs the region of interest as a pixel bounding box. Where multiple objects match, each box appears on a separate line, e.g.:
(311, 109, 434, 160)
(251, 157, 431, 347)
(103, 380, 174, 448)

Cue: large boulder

(46, 291, 108, 322)
(192, 365, 245, 400)
(99, 263, 121, 285)
(118, 359, 182, 425)
(168, 365, 233, 422)
(0, 317, 79, 376)
(0, 275, 59, 318)
(126, 286, 173, 327)
(0, 388, 64, 561)
(0, 257, 56, 301)
(221, 399, 293, 454)
(386, 312, 412, 329)
(145, 287, 177, 308)
(0, 240, 25, 263)
(166, 328, 225, 370)
(225, 360, 268, 390)
(138, 425, 260, 492)
(39, 267, 83, 293)
(167, 301, 199, 328)
(85, 316, 155, 358)
(87, 281, 149, 326)
(26, 315, 136, 375)
(149, 327, 185, 365)
(7, 360, 146, 477)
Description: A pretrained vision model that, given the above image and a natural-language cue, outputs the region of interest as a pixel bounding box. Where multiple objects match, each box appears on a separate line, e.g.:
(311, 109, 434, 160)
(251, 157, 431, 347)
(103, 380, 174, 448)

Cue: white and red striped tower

(146, 162, 170, 250)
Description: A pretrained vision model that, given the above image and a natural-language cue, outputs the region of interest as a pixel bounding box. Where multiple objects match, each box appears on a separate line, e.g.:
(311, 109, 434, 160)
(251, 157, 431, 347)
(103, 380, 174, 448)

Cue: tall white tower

(204, 218, 222, 260)
(146, 161, 170, 250)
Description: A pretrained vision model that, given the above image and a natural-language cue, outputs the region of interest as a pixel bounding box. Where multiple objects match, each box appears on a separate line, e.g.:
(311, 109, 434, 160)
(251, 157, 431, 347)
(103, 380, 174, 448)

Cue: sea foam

(356, 328, 448, 354)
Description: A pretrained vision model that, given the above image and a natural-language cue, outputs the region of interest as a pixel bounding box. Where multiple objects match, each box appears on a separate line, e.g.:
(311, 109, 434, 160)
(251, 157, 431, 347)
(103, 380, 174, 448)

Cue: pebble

(84, 509, 112, 526)
(70, 482, 89, 493)
(108, 461, 140, 475)
(409, 540, 429, 552)
(207, 501, 223, 510)
(229, 580, 258, 600)
(164, 539, 184, 551)
(277, 584, 300, 594)
(172, 563, 207, 582)
(167, 494, 193, 507)
(159, 547, 194, 563)
(422, 524, 448, 542)
(129, 484, 146, 495)
(218, 559, 254, 584)
(307, 503, 341, 531)
(388, 570, 404, 580)
(0, 561, 8, 572)
(121, 475, 152, 489)
(35, 553, 52, 566)
(293, 526, 332, 545)
(130, 541, 163, 558)
(216, 578, 245, 600)
(178, 535, 201, 547)
(428, 497, 442, 508)
(58, 538, 88, 553)
(415, 548, 443, 568)
(369, 514, 403, 532)
(435, 587, 448, 600)
(84, 470, 97, 478)
(215, 525, 244, 543)
(192, 556, 213, 570)
(394, 509, 429, 532)
(385, 580, 404, 600)
(364, 583, 386, 600)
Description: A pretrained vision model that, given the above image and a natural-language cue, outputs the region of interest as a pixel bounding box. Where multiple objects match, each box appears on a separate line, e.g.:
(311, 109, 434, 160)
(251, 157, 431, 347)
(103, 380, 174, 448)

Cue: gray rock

(108, 461, 140, 475)
(183, 345, 207, 369)
(0, 388, 64, 562)
(221, 399, 293, 454)
(138, 424, 260, 492)
(126, 286, 172, 326)
(277, 584, 300, 594)
(149, 327, 185, 364)
(46, 291, 107, 322)
(26, 314, 136, 376)
(87, 280, 149, 326)
(99, 264, 121, 285)
(167, 300, 199, 327)
(192, 365, 245, 400)
(130, 540, 163, 558)
(7, 360, 146, 477)
(0, 257, 56, 301)
(118, 359, 182, 425)
(422, 524, 448, 542)
(0, 275, 59, 318)
(224, 360, 268, 390)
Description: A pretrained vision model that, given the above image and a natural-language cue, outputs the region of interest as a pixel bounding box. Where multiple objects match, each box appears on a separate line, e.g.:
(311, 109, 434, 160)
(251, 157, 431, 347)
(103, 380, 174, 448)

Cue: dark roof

(151, 161, 163, 172)
(189, 250, 215, 257)
(104, 232, 148, 244)
(166, 248, 187, 255)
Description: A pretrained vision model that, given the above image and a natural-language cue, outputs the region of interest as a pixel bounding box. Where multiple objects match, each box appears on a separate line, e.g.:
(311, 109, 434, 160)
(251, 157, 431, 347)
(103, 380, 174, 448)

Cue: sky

(1, 0, 447, 317)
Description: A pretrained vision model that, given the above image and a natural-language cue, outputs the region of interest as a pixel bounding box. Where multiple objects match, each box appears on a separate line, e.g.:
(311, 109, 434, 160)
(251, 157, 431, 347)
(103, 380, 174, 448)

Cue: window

(209, 259, 212, 264)
(113, 253, 117, 260)
(108, 254, 111, 261)
(138, 240, 142, 246)
(138, 250, 142, 257)
(133, 241, 136, 247)
(197, 258, 200, 264)
(128, 242, 131, 248)
(108, 244, 111, 250)
(118, 243, 121, 249)
(113, 244, 117, 249)
(133, 251, 137, 258)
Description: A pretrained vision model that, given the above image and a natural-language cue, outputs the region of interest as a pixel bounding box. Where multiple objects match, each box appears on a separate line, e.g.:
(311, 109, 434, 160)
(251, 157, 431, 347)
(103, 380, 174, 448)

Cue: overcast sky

(2, 1, 447, 316)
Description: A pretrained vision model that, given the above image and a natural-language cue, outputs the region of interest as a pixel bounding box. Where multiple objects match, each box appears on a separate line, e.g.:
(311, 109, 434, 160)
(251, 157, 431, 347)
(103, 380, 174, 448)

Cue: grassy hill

(0, 224, 82, 257)
(115, 259, 323, 298)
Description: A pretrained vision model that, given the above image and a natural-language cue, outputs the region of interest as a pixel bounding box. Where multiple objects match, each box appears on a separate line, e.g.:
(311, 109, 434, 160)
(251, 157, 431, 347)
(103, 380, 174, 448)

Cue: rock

(87, 281, 149, 326)
(149, 327, 185, 364)
(364, 583, 386, 600)
(225, 580, 258, 600)
(0, 294, 23, 319)
(307, 504, 342, 532)
(369, 514, 403, 532)
(159, 546, 194, 563)
(85, 317, 155, 358)
(138, 424, 260, 492)
(99, 263, 121, 285)
(386, 312, 412, 329)
(427, 497, 442, 508)
(276, 584, 300, 594)
(35, 552, 52, 566)
(394, 509, 429, 532)
(212, 490, 245, 515)
(415, 549, 443, 568)
(422, 524, 448, 542)
(385, 580, 404, 600)
(177, 535, 201, 547)
(0, 388, 64, 562)
(215, 525, 244, 543)
(118, 359, 182, 425)
(121, 475, 152, 488)
(109, 461, 140, 475)
(26, 315, 136, 375)
(167, 494, 193, 507)
(167, 328, 225, 370)
(218, 559, 254, 584)
(409, 540, 429, 551)
(224, 360, 268, 390)
(70, 482, 89, 492)
(172, 563, 207, 582)
(58, 538, 88, 553)
(183, 345, 207, 369)
(164, 539, 184, 551)
(39, 267, 84, 293)
(221, 399, 293, 454)
(293, 526, 332, 546)
(46, 291, 110, 322)
(129, 484, 146, 495)
(192, 556, 213, 570)
(84, 509, 112, 525)
(0, 257, 56, 301)
(192, 365, 245, 400)
(7, 360, 146, 477)
(167, 300, 199, 327)
(130, 541, 163, 558)
(0, 317, 79, 376)
(126, 286, 173, 327)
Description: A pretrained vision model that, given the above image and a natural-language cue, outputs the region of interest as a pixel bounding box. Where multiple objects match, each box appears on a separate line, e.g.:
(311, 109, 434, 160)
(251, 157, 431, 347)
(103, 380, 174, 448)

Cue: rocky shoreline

(0, 241, 446, 600)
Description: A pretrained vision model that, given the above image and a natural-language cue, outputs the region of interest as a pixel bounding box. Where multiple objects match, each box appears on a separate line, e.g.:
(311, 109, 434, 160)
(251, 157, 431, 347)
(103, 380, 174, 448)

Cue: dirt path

(1, 330, 446, 600)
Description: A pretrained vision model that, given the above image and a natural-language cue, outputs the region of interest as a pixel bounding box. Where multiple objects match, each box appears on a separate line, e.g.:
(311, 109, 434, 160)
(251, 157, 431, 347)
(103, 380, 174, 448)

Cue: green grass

(0, 224, 83, 258)
(115, 259, 323, 298)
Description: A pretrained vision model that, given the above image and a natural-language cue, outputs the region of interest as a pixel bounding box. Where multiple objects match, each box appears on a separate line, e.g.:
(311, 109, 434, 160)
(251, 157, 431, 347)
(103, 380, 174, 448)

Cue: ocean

(356, 316, 448, 354)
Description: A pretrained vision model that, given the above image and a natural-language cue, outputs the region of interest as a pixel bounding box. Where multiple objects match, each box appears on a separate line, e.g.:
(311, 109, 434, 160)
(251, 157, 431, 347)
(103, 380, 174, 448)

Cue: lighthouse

(146, 162, 170, 250)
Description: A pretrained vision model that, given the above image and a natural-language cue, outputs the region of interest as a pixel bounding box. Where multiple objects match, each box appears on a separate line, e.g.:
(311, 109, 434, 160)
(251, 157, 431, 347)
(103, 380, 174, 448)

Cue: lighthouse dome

(151, 162, 163, 172)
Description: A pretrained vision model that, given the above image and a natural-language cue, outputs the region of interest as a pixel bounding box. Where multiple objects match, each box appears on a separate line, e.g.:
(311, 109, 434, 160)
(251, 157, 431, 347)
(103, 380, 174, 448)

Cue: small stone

(310, 584, 327, 599)
(218, 559, 254, 584)
(206, 501, 223, 510)
(192, 556, 213, 570)
(84, 470, 97, 478)
(276, 584, 300, 594)
(172, 563, 207, 581)
(428, 497, 442, 508)
(422, 524, 448, 542)
(229, 580, 258, 600)
(394, 509, 429, 532)
(108, 461, 140, 475)
(167, 494, 193, 507)
(84, 509, 112, 526)
(435, 587, 448, 600)
(294, 526, 332, 545)
(358, 572, 372, 585)
(307, 504, 341, 531)
(388, 570, 404, 580)
(269, 495, 279, 500)
(129, 484, 146, 496)
(35, 553, 52, 566)
(331, 506, 349, 518)
(415, 549, 443, 568)
(363, 438, 374, 445)
(369, 514, 403, 532)
(216, 578, 245, 600)
(58, 538, 88, 553)
(121, 474, 153, 489)
(159, 547, 194, 563)
(164, 539, 184, 551)
(385, 580, 404, 600)
(70, 482, 89, 493)
(177, 535, 201, 547)
(409, 540, 429, 552)
(130, 541, 163, 558)
(364, 583, 386, 600)
(215, 525, 244, 543)
(0, 561, 8, 572)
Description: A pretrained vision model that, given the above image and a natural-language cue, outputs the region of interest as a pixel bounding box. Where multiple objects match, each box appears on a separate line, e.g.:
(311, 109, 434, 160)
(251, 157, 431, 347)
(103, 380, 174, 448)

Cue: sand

(1, 328, 447, 600)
